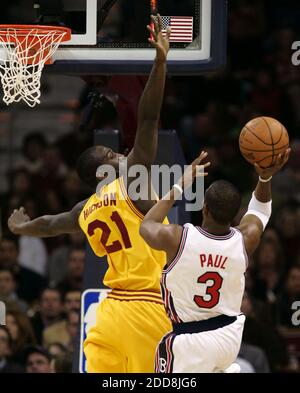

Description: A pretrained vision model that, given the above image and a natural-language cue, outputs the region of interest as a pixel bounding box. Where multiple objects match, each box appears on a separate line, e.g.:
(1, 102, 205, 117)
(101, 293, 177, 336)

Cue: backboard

(0, 0, 227, 75)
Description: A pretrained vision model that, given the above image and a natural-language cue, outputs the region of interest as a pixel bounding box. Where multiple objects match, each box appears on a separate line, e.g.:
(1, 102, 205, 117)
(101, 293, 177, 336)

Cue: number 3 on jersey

(87, 211, 132, 254)
(194, 272, 223, 309)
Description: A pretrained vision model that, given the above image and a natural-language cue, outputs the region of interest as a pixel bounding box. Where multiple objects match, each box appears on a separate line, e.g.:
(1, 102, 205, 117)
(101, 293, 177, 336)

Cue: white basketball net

(0, 27, 69, 107)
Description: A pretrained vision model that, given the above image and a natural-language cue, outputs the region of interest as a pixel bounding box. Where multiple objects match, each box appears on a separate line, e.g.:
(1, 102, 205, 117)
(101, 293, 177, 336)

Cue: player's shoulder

(229, 226, 251, 243)
(85, 177, 123, 203)
(97, 176, 125, 197)
(79, 177, 129, 216)
(182, 223, 210, 236)
(180, 223, 198, 240)
(232, 226, 244, 236)
(176, 223, 195, 238)
(183, 223, 195, 230)
(72, 199, 89, 220)
(78, 194, 94, 209)
(234, 220, 261, 240)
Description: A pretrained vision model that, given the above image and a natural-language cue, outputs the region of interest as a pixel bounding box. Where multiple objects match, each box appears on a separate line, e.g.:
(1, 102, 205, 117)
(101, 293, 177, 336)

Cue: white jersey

(160, 223, 247, 323)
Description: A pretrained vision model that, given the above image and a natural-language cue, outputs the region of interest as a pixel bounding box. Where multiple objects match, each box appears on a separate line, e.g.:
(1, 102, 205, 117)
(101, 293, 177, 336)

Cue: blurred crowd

(0, 0, 300, 373)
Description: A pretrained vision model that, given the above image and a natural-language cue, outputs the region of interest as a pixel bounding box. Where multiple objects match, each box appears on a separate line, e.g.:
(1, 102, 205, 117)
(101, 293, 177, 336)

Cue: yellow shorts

(84, 289, 172, 373)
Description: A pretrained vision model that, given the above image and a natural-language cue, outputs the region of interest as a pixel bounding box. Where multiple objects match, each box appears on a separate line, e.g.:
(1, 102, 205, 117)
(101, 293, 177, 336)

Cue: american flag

(160, 16, 194, 43)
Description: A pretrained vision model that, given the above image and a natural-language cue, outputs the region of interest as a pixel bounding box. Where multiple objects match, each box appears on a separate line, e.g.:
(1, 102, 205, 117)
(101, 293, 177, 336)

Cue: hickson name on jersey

(160, 224, 248, 323)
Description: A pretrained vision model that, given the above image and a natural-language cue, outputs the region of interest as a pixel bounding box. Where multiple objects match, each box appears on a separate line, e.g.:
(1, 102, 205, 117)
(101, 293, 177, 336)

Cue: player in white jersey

(140, 149, 290, 373)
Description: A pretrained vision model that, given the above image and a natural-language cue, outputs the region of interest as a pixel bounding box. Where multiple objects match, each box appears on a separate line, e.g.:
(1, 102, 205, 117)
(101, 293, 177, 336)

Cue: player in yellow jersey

(8, 16, 172, 372)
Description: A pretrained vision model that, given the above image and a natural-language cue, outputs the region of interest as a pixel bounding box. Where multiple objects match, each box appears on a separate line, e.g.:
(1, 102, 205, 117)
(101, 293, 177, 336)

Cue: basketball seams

(256, 154, 277, 166)
(240, 142, 289, 153)
(242, 153, 275, 167)
(244, 126, 274, 146)
(239, 133, 254, 146)
(273, 123, 284, 145)
(262, 117, 275, 165)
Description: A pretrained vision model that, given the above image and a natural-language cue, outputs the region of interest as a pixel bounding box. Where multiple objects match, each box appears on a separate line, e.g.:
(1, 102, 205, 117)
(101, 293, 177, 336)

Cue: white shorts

(155, 314, 245, 373)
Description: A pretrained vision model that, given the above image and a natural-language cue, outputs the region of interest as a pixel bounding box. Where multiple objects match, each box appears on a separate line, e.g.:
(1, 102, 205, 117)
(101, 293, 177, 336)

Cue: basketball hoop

(0, 25, 71, 107)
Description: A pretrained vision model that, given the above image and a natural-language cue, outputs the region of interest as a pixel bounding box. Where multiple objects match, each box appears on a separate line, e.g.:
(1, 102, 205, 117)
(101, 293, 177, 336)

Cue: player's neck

(201, 218, 231, 236)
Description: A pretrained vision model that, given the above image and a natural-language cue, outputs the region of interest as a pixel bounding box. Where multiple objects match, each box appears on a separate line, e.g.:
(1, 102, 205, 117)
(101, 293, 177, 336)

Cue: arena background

(0, 0, 300, 373)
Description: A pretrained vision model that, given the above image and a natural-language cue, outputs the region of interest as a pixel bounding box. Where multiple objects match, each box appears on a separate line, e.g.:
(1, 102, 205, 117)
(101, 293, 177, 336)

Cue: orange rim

(0, 24, 71, 41)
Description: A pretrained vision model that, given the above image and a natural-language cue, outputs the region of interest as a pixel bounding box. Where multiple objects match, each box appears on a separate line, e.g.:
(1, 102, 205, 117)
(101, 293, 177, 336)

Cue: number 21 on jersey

(87, 211, 132, 254)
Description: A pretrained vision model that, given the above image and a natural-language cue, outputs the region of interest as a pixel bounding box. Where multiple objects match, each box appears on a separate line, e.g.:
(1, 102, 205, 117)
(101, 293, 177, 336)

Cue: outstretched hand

(8, 207, 30, 235)
(254, 148, 291, 179)
(147, 14, 171, 63)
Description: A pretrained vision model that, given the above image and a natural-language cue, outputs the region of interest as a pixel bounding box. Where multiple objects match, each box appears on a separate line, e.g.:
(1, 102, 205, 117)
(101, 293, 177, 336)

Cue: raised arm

(8, 200, 86, 238)
(127, 15, 171, 169)
(140, 152, 210, 263)
(237, 149, 290, 257)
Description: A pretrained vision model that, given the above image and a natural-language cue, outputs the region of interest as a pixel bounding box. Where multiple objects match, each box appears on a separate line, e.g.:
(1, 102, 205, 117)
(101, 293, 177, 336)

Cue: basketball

(239, 117, 290, 168)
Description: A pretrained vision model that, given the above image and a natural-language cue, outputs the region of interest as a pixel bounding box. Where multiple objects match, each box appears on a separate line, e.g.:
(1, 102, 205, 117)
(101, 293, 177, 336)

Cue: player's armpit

(139, 222, 183, 260)
(236, 214, 264, 257)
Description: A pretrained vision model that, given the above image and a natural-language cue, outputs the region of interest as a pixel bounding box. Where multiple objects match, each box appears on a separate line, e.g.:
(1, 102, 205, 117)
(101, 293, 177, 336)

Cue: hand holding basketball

(254, 148, 291, 179)
(239, 117, 290, 169)
(147, 14, 171, 63)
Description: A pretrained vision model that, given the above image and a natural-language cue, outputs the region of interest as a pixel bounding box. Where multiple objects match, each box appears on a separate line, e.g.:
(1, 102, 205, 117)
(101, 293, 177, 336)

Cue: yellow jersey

(79, 176, 168, 292)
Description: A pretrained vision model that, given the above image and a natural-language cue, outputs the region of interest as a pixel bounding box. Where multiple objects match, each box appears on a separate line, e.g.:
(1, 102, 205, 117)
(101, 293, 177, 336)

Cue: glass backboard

(0, 0, 227, 75)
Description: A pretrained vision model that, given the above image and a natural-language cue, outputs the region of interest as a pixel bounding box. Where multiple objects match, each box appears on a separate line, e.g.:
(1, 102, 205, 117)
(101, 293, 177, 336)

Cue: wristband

(244, 192, 272, 230)
(259, 176, 272, 183)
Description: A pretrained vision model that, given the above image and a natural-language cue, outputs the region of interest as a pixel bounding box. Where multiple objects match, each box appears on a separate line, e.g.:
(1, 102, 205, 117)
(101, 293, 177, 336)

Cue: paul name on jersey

(199, 254, 228, 269)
